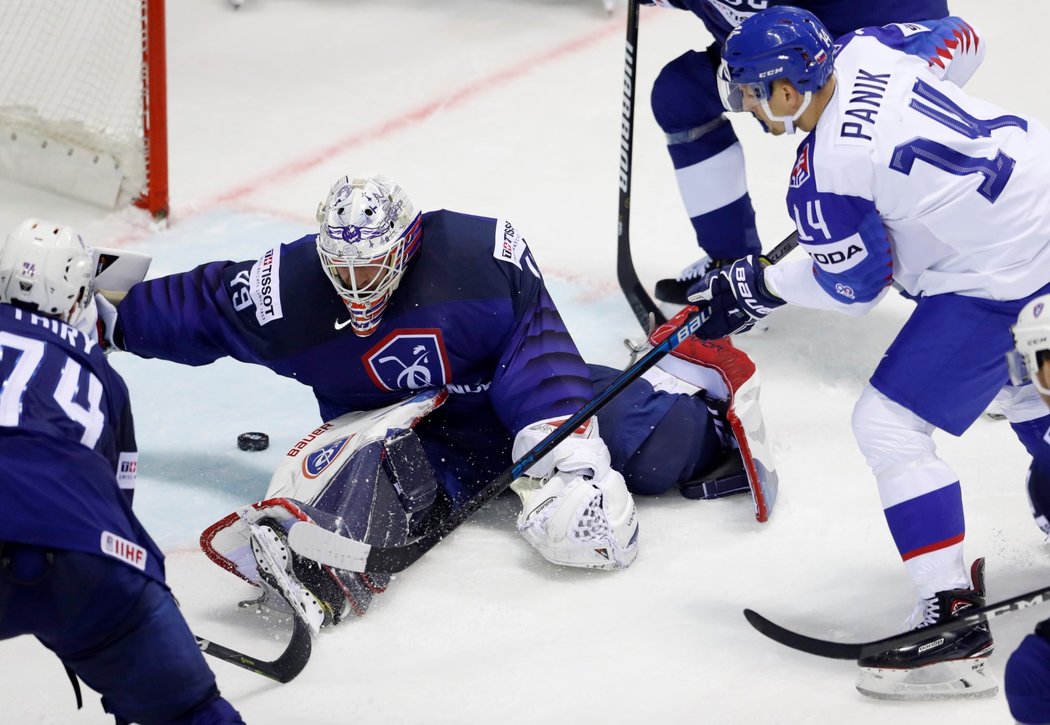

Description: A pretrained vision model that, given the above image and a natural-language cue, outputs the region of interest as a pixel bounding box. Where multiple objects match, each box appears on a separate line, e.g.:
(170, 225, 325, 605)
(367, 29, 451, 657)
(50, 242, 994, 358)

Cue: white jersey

(767, 22, 1050, 309)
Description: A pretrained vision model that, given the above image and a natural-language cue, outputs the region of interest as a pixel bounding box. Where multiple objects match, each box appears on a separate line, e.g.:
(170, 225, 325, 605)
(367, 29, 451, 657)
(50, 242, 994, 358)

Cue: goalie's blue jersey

(0, 304, 164, 584)
(118, 210, 592, 440)
(647, 0, 948, 45)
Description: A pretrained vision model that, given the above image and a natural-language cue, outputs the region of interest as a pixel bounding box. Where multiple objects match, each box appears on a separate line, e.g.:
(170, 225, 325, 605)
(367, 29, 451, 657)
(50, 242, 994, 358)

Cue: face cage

(319, 242, 404, 331)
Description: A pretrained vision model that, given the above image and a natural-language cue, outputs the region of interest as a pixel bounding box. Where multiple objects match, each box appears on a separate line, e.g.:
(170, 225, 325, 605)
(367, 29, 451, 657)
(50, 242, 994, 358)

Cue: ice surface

(0, 1, 1044, 723)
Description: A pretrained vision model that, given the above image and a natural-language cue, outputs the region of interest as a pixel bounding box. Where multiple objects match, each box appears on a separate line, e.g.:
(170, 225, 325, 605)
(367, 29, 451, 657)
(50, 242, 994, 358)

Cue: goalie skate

(249, 520, 329, 635)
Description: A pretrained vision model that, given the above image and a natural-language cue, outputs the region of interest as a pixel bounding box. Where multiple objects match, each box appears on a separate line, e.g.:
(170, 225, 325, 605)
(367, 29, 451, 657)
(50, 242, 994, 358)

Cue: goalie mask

(0, 218, 94, 327)
(315, 175, 422, 337)
(1011, 294, 1050, 395)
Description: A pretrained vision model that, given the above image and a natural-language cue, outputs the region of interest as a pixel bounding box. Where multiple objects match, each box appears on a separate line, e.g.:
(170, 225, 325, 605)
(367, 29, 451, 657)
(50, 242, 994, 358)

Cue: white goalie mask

(0, 218, 94, 327)
(1011, 294, 1050, 395)
(315, 175, 422, 337)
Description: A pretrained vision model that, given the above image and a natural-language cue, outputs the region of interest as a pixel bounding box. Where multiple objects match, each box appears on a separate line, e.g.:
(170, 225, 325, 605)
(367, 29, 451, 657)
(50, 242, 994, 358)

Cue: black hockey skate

(856, 558, 996, 700)
(654, 256, 731, 305)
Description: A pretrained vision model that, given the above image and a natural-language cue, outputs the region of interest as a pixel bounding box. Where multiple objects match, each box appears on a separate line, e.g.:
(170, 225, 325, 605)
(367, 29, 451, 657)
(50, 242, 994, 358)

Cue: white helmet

(0, 218, 94, 327)
(315, 175, 422, 337)
(1012, 294, 1050, 395)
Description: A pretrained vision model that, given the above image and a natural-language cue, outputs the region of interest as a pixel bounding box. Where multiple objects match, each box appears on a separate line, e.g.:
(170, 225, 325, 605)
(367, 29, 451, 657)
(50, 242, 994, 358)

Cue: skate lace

(676, 256, 716, 282)
(905, 596, 941, 630)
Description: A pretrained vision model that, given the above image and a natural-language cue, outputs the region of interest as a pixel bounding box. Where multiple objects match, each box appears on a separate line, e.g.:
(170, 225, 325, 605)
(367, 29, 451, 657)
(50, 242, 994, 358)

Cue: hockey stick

(617, 0, 665, 331)
(196, 615, 312, 683)
(743, 582, 1050, 661)
(288, 230, 802, 574)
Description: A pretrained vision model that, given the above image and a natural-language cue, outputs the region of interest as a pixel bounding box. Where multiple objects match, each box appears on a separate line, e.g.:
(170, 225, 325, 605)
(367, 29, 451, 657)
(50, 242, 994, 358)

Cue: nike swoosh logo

(334, 318, 354, 331)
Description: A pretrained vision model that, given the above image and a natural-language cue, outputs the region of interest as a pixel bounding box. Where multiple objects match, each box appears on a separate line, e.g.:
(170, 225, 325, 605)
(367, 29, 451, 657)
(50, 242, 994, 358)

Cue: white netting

(0, 1, 148, 207)
(569, 489, 613, 545)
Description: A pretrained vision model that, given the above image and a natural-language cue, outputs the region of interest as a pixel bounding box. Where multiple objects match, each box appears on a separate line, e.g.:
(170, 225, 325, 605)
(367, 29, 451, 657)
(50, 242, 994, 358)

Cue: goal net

(0, 0, 168, 218)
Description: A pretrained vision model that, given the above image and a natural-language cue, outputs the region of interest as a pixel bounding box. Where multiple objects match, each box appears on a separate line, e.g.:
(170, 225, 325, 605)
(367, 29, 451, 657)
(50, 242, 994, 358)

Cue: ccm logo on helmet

(759, 67, 784, 78)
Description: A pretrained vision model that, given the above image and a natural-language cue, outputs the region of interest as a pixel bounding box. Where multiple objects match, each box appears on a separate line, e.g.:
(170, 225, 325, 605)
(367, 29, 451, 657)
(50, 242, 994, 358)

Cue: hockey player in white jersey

(695, 6, 1050, 701)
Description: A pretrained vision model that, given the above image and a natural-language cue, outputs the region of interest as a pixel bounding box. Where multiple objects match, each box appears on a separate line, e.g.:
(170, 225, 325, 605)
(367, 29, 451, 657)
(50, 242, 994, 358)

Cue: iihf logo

(364, 329, 451, 392)
(790, 143, 811, 188)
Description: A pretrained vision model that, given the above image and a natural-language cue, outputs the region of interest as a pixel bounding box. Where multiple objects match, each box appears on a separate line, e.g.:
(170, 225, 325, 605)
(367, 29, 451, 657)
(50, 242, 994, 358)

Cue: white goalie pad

(647, 313, 778, 522)
(200, 389, 448, 583)
(267, 388, 447, 502)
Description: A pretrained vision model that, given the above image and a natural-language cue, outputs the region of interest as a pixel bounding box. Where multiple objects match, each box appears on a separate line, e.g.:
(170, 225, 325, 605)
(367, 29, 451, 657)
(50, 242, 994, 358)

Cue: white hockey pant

(851, 386, 967, 601)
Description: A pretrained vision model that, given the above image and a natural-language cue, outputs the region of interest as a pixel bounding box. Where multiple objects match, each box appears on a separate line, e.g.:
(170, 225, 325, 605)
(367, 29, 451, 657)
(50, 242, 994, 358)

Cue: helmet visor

(717, 60, 769, 113)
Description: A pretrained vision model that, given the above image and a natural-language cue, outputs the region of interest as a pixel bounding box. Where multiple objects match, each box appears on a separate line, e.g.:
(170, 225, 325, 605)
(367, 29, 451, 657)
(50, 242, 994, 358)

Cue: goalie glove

(511, 417, 639, 570)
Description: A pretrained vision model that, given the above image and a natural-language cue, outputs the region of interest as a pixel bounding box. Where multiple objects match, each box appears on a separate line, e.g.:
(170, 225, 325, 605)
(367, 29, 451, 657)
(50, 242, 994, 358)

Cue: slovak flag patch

(791, 143, 812, 189)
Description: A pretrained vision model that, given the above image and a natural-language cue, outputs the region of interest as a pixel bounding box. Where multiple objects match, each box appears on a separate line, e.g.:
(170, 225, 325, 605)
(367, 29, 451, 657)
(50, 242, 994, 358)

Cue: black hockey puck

(237, 432, 269, 452)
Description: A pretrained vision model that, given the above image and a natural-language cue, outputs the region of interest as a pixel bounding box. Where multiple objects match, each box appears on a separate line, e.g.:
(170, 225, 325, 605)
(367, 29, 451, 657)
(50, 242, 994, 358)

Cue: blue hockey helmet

(718, 6, 834, 132)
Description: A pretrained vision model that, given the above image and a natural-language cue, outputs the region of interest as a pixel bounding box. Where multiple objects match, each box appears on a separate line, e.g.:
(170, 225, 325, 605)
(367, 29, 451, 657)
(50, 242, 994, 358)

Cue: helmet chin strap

(760, 90, 813, 135)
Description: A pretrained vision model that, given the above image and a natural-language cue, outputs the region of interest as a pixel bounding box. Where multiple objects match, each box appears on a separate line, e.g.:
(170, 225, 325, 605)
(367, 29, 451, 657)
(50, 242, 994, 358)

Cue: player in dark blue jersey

(1006, 295, 1050, 725)
(102, 174, 776, 627)
(644, 0, 952, 304)
(0, 219, 243, 724)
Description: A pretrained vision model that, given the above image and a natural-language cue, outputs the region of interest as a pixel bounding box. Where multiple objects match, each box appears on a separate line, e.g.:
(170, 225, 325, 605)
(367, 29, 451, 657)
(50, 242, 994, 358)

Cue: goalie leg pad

(642, 308, 778, 520)
(202, 429, 442, 624)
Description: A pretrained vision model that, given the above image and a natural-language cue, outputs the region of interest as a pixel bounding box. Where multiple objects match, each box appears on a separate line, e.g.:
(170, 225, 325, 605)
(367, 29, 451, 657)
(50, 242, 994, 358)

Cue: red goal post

(0, 0, 168, 219)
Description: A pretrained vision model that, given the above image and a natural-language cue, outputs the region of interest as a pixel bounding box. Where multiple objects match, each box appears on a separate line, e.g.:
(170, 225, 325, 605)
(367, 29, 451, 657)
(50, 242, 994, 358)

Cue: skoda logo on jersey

(302, 436, 353, 479)
(791, 143, 811, 189)
(364, 329, 451, 392)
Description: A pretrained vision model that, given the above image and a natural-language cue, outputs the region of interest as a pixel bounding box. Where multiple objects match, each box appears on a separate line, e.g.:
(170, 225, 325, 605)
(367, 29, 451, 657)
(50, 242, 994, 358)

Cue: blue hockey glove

(688, 255, 785, 339)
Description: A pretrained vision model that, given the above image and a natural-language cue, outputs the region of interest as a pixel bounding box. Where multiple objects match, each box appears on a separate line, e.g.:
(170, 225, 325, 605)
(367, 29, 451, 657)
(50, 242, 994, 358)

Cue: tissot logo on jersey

(230, 246, 285, 325)
(791, 144, 811, 188)
(494, 220, 527, 269)
(116, 452, 138, 490)
(249, 247, 283, 324)
(363, 329, 451, 392)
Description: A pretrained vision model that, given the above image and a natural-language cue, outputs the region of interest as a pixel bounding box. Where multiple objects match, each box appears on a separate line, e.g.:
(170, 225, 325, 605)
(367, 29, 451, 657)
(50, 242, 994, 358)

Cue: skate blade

(856, 658, 998, 701)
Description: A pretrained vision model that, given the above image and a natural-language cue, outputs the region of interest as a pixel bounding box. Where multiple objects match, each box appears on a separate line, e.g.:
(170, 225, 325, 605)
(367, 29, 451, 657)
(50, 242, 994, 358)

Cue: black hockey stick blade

(196, 614, 312, 683)
(743, 581, 1050, 661)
